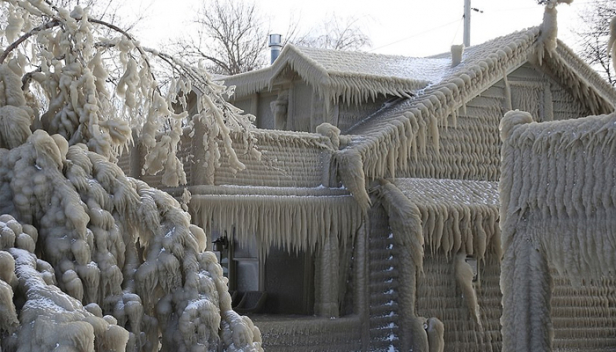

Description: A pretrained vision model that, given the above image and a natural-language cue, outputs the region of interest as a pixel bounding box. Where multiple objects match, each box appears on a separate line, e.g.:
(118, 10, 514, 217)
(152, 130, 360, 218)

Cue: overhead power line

(369, 18, 462, 52)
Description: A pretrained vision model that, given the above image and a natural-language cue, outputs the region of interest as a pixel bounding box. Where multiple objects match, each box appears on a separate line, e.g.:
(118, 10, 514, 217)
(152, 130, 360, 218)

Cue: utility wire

(486, 0, 593, 13)
(369, 18, 462, 52)
(370, 1, 589, 54)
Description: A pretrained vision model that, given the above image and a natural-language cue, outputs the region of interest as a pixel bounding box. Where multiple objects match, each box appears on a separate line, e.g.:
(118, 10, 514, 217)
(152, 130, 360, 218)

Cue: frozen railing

(127, 128, 334, 189)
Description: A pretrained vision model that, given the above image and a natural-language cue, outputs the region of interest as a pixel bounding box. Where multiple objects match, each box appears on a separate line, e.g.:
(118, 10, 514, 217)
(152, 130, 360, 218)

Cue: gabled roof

(334, 27, 616, 210)
(222, 44, 452, 104)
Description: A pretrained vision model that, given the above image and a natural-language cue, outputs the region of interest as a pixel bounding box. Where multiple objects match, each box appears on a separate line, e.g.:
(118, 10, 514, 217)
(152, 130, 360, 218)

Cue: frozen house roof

(333, 28, 616, 210)
(388, 178, 500, 259)
(392, 178, 499, 208)
(222, 44, 453, 104)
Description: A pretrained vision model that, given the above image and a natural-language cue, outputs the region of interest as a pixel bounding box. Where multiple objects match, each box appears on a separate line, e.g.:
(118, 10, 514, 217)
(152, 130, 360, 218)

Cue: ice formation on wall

(376, 180, 426, 351)
(499, 109, 616, 351)
(375, 178, 500, 351)
(454, 252, 481, 327)
(0, 1, 262, 350)
(425, 317, 445, 352)
(333, 29, 542, 207)
(375, 178, 501, 351)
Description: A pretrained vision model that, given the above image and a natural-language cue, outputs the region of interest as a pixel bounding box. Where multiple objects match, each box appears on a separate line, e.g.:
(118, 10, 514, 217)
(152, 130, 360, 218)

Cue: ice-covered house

(122, 20, 616, 352)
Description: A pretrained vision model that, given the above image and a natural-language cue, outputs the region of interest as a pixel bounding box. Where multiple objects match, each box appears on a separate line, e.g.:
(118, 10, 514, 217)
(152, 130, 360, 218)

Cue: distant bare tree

(571, 0, 616, 85)
(174, 1, 372, 75)
(293, 14, 372, 51)
(177, 0, 268, 75)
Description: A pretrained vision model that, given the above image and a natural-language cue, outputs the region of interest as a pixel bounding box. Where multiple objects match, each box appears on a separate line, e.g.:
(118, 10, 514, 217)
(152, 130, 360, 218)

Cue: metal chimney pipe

(269, 34, 282, 64)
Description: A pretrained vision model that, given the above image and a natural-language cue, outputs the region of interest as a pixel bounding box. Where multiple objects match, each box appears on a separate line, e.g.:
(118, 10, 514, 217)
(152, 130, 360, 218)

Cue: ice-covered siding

(255, 316, 363, 351)
(212, 130, 331, 187)
(380, 173, 616, 352)
(256, 94, 277, 130)
(230, 78, 389, 133)
(366, 203, 402, 351)
(417, 254, 502, 352)
(337, 96, 390, 133)
(507, 62, 589, 122)
(392, 63, 592, 182)
(372, 178, 501, 351)
(550, 272, 616, 350)
(500, 110, 616, 351)
(132, 128, 332, 189)
(288, 81, 312, 131)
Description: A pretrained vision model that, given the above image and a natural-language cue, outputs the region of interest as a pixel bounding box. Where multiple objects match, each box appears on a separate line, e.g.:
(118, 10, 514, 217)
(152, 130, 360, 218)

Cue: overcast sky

(126, 0, 590, 57)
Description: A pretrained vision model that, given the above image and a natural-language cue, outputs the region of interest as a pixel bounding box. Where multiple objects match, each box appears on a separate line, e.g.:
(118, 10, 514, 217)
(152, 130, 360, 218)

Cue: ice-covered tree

(0, 1, 261, 351)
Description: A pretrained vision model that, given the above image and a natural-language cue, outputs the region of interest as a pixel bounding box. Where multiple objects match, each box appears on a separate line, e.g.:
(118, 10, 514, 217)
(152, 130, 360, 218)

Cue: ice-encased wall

(500, 110, 616, 352)
(0, 128, 261, 351)
(376, 178, 501, 351)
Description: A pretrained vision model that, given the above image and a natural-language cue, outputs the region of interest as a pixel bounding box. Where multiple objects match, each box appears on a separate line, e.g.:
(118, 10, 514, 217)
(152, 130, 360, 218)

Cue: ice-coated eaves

(222, 44, 449, 105)
(190, 185, 362, 257)
(336, 27, 616, 208)
(381, 178, 500, 261)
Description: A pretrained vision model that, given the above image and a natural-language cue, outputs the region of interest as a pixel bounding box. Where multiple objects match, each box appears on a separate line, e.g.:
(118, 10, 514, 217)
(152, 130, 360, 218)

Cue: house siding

(417, 253, 502, 352)
(507, 62, 590, 122)
(396, 63, 591, 182)
(551, 271, 616, 350)
(338, 96, 390, 133)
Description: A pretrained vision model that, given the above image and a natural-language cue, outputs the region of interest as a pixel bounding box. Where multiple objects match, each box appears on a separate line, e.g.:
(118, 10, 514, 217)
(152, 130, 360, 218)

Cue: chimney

(269, 34, 282, 64)
(451, 44, 464, 67)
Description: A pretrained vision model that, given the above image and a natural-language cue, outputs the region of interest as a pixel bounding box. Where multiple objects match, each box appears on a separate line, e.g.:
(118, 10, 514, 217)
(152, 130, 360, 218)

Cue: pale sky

(125, 0, 590, 58)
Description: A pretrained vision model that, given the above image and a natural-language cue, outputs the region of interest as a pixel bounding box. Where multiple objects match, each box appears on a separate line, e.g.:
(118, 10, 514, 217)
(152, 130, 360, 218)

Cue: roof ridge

(335, 27, 543, 210)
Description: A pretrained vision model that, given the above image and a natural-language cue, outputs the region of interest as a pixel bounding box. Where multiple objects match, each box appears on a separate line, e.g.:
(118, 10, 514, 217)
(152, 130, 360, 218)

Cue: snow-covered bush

(0, 1, 261, 351)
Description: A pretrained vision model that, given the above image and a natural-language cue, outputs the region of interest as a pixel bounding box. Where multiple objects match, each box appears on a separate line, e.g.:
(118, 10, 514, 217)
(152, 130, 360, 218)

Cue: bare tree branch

(572, 0, 616, 85)
(179, 0, 268, 75)
(292, 14, 372, 51)
(170, 2, 372, 75)
(0, 20, 60, 64)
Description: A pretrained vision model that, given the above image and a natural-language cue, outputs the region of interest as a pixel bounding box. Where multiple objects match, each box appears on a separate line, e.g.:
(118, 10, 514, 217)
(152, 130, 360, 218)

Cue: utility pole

(464, 0, 471, 47)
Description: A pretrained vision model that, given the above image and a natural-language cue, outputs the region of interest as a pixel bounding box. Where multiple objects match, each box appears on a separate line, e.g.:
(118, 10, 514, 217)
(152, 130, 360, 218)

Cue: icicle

(336, 148, 370, 212)
(429, 115, 440, 154)
(454, 252, 481, 327)
(426, 317, 445, 352)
